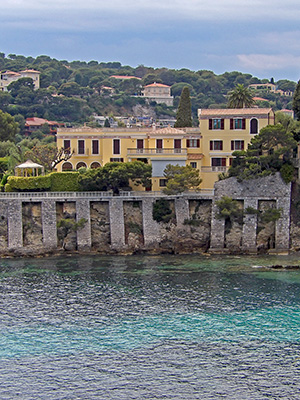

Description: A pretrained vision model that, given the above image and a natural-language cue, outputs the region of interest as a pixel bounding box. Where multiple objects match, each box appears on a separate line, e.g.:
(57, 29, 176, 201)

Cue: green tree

(227, 84, 255, 108)
(78, 161, 152, 193)
(162, 164, 202, 195)
(174, 87, 192, 127)
(229, 124, 297, 182)
(0, 110, 19, 141)
(292, 80, 300, 120)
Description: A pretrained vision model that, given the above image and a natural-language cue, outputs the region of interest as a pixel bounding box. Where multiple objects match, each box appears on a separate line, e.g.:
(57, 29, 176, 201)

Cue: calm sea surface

(0, 254, 300, 399)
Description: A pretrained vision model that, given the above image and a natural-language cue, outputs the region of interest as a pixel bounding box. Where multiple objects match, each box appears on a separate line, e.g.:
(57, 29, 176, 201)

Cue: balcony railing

(201, 166, 229, 172)
(127, 148, 187, 156)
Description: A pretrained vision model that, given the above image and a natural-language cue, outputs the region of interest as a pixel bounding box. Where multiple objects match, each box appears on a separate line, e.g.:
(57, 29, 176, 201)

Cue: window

(156, 139, 163, 153)
(159, 179, 168, 187)
(211, 158, 226, 167)
(92, 140, 99, 155)
(230, 118, 246, 130)
(250, 118, 258, 134)
(210, 140, 223, 151)
(137, 139, 144, 153)
(76, 162, 87, 169)
(190, 162, 197, 169)
(113, 139, 120, 155)
(63, 140, 71, 153)
(209, 118, 224, 130)
(186, 139, 200, 148)
(78, 140, 85, 155)
(110, 158, 124, 162)
(174, 139, 181, 153)
(231, 140, 244, 151)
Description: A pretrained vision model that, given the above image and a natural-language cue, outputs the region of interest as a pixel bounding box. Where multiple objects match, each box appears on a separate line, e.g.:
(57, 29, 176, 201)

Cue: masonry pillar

(42, 200, 57, 249)
(142, 198, 160, 247)
(242, 198, 258, 253)
(209, 201, 225, 252)
(275, 197, 291, 251)
(8, 200, 23, 249)
(175, 198, 189, 227)
(76, 199, 91, 251)
(109, 198, 125, 249)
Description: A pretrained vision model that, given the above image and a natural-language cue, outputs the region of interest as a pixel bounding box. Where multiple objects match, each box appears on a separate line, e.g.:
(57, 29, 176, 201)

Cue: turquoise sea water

(0, 254, 300, 399)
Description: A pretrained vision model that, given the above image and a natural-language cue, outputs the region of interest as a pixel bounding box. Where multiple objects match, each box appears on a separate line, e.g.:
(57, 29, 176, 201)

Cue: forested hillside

(0, 52, 297, 125)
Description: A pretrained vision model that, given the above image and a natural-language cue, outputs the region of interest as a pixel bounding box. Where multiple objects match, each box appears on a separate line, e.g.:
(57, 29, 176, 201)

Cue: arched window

(76, 162, 87, 169)
(62, 162, 73, 171)
(90, 162, 101, 169)
(250, 118, 258, 134)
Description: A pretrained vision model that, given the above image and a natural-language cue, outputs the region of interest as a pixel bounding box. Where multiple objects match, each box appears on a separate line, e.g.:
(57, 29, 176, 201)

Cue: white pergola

(15, 160, 45, 177)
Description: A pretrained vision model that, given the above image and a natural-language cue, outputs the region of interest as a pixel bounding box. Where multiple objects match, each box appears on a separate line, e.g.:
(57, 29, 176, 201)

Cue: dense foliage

(152, 199, 174, 223)
(78, 161, 152, 193)
(162, 164, 202, 195)
(228, 124, 297, 182)
(0, 53, 296, 125)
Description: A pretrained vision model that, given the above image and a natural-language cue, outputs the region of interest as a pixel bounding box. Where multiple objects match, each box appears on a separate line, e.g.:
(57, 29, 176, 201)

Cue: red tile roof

(144, 82, 170, 88)
(199, 108, 273, 117)
(110, 75, 141, 80)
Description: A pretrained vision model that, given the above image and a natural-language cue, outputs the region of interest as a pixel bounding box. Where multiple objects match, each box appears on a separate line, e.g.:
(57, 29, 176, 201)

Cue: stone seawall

(0, 173, 294, 257)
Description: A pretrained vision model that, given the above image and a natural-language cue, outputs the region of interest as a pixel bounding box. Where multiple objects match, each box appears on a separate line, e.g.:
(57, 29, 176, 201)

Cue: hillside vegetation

(0, 53, 296, 125)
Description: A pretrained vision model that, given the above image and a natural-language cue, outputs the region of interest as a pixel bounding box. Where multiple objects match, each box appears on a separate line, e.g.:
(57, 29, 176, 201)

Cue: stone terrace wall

(210, 173, 291, 254)
(0, 174, 293, 257)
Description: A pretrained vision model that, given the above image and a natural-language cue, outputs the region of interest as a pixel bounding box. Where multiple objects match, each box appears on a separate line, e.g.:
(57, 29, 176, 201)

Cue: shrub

(152, 199, 174, 223)
(5, 175, 51, 192)
(280, 163, 294, 183)
(49, 172, 79, 192)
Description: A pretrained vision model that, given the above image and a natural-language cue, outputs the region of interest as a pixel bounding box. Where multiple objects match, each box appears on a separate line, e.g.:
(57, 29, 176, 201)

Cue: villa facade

(141, 82, 174, 106)
(56, 107, 275, 191)
(0, 69, 40, 91)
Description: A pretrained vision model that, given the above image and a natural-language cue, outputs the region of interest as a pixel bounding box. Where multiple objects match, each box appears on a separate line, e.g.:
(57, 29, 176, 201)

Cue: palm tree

(227, 84, 254, 108)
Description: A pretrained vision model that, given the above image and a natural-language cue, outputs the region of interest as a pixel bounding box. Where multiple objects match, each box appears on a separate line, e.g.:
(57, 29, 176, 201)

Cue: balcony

(127, 148, 187, 157)
(201, 166, 229, 173)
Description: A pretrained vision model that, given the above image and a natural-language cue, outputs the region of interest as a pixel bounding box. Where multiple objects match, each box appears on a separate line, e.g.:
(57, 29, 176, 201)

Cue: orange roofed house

(25, 118, 64, 136)
(0, 69, 40, 91)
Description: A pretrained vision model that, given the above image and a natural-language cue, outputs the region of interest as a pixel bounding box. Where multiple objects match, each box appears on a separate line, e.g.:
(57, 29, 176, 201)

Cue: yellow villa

(56, 126, 202, 191)
(198, 108, 275, 189)
(56, 107, 275, 191)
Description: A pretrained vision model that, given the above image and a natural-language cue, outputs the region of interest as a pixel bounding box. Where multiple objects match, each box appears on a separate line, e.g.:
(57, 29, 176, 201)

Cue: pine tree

(174, 87, 192, 127)
(292, 80, 300, 121)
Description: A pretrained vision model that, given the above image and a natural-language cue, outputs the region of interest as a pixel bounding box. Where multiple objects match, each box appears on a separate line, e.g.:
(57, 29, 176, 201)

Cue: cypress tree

(292, 80, 300, 121)
(174, 87, 192, 127)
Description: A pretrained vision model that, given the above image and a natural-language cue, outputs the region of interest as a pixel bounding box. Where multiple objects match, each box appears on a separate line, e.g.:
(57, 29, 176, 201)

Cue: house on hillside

(141, 82, 174, 106)
(25, 117, 64, 136)
(0, 69, 40, 91)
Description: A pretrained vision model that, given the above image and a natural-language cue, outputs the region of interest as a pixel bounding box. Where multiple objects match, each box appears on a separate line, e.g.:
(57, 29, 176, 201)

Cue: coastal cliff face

(0, 173, 296, 257)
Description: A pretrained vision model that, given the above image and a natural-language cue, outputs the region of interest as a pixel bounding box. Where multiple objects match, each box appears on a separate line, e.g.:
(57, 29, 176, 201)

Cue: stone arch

(250, 118, 258, 134)
(62, 161, 73, 171)
(90, 161, 101, 169)
(76, 162, 87, 169)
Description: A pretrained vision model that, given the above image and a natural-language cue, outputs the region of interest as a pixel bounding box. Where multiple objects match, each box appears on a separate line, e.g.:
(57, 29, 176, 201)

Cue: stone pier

(142, 198, 160, 247)
(42, 200, 57, 249)
(175, 198, 189, 227)
(242, 199, 258, 253)
(76, 199, 91, 251)
(8, 200, 23, 249)
(109, 198, 125, 249)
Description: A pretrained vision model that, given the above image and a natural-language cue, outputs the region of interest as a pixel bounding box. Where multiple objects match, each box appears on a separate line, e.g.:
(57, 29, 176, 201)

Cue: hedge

(49, 172, 79, 192)
(5, 172, 80, 192)
(6, 175, 51, 192)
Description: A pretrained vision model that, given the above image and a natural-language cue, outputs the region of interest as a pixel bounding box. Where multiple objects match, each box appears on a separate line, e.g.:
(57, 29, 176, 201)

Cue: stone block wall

(0, 173, 293, 256)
